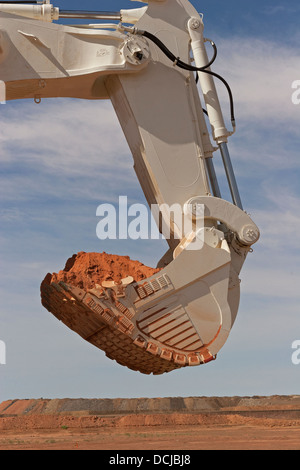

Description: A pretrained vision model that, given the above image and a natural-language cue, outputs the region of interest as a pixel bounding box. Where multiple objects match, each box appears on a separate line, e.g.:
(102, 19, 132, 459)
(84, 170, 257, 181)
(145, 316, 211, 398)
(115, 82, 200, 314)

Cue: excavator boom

(0, 0, 260, 374)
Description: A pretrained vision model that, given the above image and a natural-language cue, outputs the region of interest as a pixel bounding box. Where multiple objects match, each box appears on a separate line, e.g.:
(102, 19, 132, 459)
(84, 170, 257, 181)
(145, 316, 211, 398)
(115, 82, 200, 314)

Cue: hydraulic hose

(136, 29, 235, 127)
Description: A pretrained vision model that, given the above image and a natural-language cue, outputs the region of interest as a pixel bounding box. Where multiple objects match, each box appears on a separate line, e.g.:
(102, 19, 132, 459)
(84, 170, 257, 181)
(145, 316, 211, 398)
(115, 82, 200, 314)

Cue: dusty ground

(1, 396, 300, 450)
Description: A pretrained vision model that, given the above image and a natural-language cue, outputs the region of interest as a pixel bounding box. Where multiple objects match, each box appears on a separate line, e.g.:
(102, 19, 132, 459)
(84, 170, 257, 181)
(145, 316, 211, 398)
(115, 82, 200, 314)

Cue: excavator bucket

(41, 238, 232, 375)
(0, 0, 260, 374)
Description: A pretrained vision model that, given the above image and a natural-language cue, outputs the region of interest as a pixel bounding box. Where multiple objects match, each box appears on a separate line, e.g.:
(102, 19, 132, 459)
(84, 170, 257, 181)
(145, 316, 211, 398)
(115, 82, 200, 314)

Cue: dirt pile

(1, 396, 300, 418)
(41, 251, 161, 291)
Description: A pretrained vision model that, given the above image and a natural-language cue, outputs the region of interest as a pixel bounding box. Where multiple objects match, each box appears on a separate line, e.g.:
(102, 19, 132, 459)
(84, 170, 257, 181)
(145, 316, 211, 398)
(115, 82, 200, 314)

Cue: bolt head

(190, 19, 201, 30)
(239, 224, 260, 245)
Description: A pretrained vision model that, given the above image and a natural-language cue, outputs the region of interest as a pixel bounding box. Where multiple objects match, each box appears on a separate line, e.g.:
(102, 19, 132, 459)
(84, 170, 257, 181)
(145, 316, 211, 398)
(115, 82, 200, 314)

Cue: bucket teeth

(41, 279, 215, 375)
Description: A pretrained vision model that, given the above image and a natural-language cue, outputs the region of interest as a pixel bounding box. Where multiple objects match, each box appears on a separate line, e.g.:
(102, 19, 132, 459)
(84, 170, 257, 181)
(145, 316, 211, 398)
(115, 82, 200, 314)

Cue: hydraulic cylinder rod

(0, 4, 121, 22)
(219, 142, 243, 210)
(59, 10, 121, 21)
(206, 157, 222, 199)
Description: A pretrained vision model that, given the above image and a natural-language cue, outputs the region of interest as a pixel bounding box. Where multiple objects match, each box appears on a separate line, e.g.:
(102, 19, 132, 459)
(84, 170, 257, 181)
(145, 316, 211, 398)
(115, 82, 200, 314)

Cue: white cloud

(211, 37, 300, 127)
(0, 99, 133, 177)
(263, 5, 300, 15)
(238, 183, 300, 299)
(243, 264, 300, 299)
(254, 184, 300, 249)
(0, 99, 141, 208)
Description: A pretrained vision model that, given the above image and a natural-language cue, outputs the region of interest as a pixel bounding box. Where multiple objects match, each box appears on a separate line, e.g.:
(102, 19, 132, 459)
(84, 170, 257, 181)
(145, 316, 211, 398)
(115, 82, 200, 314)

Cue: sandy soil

(1, 397, 300, 450)
(41, 251, 161, 291)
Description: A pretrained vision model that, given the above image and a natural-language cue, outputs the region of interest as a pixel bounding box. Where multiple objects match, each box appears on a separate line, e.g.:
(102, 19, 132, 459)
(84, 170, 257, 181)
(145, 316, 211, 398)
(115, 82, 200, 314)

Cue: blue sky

(0, 0, 299, 401)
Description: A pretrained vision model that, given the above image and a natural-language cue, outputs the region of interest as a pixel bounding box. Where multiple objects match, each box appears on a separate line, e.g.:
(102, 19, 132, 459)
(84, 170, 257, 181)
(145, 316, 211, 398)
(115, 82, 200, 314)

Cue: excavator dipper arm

(0, 0, 260, 375)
